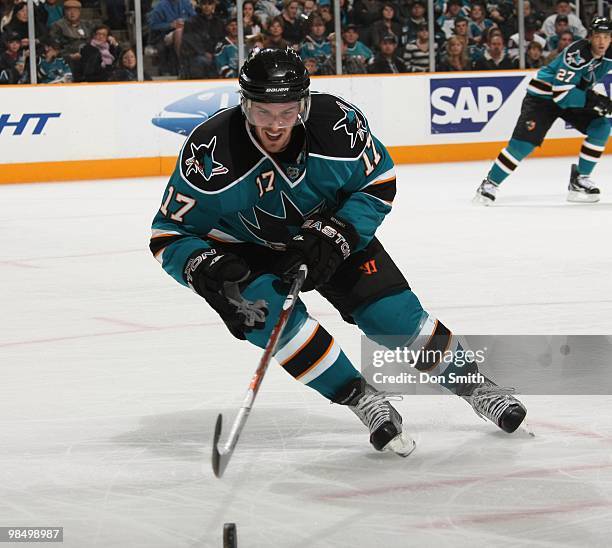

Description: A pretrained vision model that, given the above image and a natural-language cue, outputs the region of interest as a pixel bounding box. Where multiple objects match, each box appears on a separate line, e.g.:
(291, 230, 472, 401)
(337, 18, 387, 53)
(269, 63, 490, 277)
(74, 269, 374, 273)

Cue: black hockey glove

(585, 90, 612, 117)
(184, 250, 268, 340)
(280, 214, 359, 291)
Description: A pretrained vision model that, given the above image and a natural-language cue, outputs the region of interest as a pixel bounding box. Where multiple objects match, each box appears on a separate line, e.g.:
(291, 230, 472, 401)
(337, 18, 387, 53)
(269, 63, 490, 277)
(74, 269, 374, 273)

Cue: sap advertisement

(430, 72, 611, 137)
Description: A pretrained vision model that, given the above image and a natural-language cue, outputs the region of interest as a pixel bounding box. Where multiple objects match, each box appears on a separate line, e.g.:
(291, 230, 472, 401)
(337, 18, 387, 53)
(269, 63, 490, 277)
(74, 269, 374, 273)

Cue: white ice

(1, 157, 612, 547)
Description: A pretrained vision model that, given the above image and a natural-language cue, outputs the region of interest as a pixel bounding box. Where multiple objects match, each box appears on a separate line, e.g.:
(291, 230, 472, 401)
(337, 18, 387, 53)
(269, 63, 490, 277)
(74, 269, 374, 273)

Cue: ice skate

(567, 164, 600, 203)
(463, 377, 527, 433)
(334, 379, 415, 457)
(473, 177, 498, 205)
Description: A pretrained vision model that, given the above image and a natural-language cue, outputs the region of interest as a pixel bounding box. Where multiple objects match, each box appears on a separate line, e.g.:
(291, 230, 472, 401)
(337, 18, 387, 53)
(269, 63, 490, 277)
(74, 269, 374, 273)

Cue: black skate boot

(463, 376, 527, 433)
(333, 379, 415, 456)
(473, 177, 498, 205)
(567, 164, 600, 203)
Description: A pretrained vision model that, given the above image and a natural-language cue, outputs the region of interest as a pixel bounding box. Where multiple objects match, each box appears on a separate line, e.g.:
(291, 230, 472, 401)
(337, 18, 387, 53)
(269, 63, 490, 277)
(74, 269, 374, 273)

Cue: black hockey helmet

(239, 48, 311, 127)
(590, 15, 611, 33)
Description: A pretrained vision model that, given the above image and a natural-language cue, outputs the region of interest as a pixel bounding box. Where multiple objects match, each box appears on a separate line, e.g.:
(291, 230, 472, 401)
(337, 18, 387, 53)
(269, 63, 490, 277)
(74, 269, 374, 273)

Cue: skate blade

(517, 417, 536, 438)
(472, 193, 494, 206)
(383, 432, 416, 457)
(567, 191, 600, 203)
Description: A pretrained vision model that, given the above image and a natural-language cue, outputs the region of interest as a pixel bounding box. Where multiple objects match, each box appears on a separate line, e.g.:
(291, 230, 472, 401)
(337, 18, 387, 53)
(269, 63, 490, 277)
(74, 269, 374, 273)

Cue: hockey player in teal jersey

(475, 16, 611, 205)
(151, 48, 527, 455)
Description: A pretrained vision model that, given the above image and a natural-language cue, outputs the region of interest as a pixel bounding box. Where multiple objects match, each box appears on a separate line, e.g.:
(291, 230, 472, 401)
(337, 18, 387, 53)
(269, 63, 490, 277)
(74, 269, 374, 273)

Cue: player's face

(251, 102, 301, 153)
(590, 32, 611, 57)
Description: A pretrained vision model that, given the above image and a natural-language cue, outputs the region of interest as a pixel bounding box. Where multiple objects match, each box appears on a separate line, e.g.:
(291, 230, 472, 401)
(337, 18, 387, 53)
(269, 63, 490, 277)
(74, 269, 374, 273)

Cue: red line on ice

(317, 462, 612, 501)
(0, 321, 218, 348)
(418, 499, 612, 528)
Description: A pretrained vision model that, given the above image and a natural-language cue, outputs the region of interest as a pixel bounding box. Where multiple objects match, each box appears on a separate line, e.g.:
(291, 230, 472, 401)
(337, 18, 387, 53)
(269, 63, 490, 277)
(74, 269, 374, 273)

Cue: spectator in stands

(342, 23, 373, 69)
(545, 28, 573, 63)
(319, 30, 372, 75)
(438, 0, 465, 39)
(39, 0, 63, 29)
(507, 15, 545, 58)
(541, 0, 586, 39)
(524, 40, 544, 68)
(179, 0, 225, 79)
(319, 0, 335, 36)
(487, 0, 515, 39)
(110, 47, 152, 81)
(242, 1, 262, 37)
(300, 14, 331, 63)
(37, 37, 72, 83)
(3, 2, 46, 45)
(371, 3, 402, 50)
(263, 16, 289, 49)
(353, 0, 383, 30)
(303, 56, 320, 74)
(437, 34, 471, 71)
(399, 0, 427, 46)
(49, 0, 90, 75)
(546, 14, 572, 51)
(453, 16, 474, 47)
(473, 31, 517, 69)
(254, 0, 281, 27)
(368, 33, 408, 73)
(215, 18, 238, 78)
(302, 0, 317, 19)
(80, 24, 120, 82)
(468, 2, 494, 45)
(147, 0, 195, 74)
(246, 32, 265, 51)
(280, 0, 305, 46)
(403, 21, 435, 72)
(0, 31, 24, 83)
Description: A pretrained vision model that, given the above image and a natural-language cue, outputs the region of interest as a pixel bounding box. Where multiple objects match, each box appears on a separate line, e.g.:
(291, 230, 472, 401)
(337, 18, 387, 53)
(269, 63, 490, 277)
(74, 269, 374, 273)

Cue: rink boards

(0, 70, 610, 183)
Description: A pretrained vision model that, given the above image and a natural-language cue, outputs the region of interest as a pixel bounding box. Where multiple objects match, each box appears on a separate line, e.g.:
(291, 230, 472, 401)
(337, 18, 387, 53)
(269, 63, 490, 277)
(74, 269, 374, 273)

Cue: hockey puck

(560, 344, 570, 356)
(223, 523, 237, 548)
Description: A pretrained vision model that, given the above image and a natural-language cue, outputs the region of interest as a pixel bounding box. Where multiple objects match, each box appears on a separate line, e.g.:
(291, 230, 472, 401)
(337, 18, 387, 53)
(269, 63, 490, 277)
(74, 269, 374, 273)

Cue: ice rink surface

(1, 157, 612, 547)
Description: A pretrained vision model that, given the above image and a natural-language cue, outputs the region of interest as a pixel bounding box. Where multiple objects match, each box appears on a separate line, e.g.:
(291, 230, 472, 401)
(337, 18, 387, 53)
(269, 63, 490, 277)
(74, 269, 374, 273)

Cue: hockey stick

(212, 264, 308, 478)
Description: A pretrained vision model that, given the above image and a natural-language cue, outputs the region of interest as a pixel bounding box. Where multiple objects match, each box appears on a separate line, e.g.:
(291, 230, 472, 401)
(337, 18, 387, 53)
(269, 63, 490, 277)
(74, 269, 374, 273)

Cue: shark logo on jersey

(184, 136, 229, 181)
(565, 48, 587, 68)
(239, 191, 323, 249)
(333, 101, 367, 148)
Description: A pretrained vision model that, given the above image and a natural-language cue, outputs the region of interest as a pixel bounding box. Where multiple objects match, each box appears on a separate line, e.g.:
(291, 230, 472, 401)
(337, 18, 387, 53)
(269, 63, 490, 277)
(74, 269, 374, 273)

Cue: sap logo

(430, 76, 524, 134)
(0, 113, 61, 136)
(152, 85, 240, 136)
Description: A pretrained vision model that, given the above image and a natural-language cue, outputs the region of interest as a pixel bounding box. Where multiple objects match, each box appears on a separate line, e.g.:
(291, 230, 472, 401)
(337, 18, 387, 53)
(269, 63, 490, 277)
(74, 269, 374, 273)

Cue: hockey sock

(487, 139, 535, 185)
(353, 290, 480, 396)
(577, 118, 610, 176)
(275, 316, 362, 400)
(242, 275, 361, 401)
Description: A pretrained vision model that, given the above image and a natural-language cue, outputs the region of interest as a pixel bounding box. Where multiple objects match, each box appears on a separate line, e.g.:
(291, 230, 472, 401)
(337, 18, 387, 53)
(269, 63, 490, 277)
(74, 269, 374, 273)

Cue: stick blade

(212, 413, 225, 478)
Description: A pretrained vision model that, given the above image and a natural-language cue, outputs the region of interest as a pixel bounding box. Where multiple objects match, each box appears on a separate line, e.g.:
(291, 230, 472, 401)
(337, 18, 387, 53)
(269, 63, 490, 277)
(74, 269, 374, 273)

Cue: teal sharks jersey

(150, 93, 397, 287)
(527, 40, 612, 109)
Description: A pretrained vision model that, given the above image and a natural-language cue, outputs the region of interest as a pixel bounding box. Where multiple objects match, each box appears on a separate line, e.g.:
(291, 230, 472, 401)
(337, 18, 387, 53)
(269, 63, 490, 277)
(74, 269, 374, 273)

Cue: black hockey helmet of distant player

(239, 48, 311, 128)
(589, 15, 611, 34)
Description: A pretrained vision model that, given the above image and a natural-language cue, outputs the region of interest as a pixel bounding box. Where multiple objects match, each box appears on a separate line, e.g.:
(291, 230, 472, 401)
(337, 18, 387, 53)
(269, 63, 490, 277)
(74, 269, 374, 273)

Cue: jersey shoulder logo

(564, 42, 590, 68)
(332, 101, 368, 148)
(184, 136, 229, 182)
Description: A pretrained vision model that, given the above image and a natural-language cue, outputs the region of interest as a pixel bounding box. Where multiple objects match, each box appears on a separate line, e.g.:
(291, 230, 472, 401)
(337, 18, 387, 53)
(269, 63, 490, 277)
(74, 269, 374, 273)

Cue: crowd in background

(0, 0, 607, 84)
